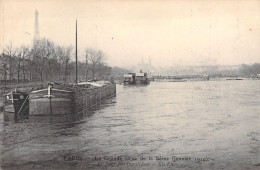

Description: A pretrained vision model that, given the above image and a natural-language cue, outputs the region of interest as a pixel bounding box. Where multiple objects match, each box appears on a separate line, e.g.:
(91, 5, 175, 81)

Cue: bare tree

(31, 38, 55, 81)
(15, 46, 29, 83)
(53, 45, 72, 82)
(27, 48, 36, 82)
(1, 37, 113, 84)
(91, 50, 102, 80)
(85, 49, 108, 80)
(85, 48, 94, 81)
(4, 42, 16, 82)
(0, 53, 9, 84)
(21, 47, 31, 82)
(60, 46, 73, 82)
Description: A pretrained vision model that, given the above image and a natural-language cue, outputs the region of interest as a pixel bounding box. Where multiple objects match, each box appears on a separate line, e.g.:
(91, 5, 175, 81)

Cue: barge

(5, 82, 116, 119)
(30, 82, 116, 116)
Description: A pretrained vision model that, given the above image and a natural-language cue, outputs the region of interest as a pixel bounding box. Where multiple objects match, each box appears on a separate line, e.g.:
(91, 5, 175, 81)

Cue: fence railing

(73, 84, 116, 113)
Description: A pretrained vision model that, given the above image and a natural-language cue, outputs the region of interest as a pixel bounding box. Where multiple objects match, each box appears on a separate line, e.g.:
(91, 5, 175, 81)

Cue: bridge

(150, 75, 210, 81)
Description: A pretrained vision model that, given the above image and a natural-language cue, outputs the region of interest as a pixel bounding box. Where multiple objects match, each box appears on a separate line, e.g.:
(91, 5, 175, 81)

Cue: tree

(15, 45, 29, 83)
(0, 53, 9, 84)
(26, 48, 35, 82)
(239, 63, 260, 77)
(251, 63, 260, 75)
(31, 38, 55, 81)
(85, 48, 94, 81)
(4, 42, 16, 81)
(1, 37, 114, 84)
(57, 46, 72, 82)
(88, 50, 105, 80)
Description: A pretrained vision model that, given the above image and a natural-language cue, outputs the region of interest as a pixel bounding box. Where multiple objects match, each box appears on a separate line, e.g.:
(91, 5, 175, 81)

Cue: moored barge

(29, 82, 116, 116)
(4, 82, 116, 119)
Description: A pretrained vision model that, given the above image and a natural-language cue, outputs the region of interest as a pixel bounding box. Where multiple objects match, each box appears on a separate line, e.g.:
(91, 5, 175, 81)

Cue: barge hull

(29, 84, 116, 116)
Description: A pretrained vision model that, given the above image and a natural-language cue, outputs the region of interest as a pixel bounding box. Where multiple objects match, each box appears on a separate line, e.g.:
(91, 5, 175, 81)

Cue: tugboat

(123, 70, 150, 85)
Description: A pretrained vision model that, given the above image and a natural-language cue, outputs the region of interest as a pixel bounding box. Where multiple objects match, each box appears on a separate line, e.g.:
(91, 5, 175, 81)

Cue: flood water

(0, 80, 259, 170)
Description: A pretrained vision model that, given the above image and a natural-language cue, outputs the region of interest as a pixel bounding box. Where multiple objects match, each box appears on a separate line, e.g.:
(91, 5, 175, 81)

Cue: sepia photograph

(0, 0, 259, 169)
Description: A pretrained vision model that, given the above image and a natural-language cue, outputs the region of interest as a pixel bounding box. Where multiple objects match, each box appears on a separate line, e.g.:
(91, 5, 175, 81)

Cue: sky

(0, 0, 259, 67)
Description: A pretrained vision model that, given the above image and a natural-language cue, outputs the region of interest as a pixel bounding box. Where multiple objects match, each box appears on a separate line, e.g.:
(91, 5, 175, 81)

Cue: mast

(75, 20, 78, 84)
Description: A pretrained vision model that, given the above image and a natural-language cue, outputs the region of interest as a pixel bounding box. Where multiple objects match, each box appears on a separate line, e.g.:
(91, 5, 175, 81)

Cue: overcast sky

(0, 0, 259, 67)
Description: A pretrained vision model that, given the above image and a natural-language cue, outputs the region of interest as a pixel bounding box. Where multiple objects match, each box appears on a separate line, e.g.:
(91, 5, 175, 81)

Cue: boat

(123, 71, 150, 85)
(29, 81, 116, 116)
(4, 20, 116, 119)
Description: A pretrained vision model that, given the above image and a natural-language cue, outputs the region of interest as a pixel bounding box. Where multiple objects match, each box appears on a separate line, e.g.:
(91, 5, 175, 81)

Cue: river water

(0, 80, 259, 170)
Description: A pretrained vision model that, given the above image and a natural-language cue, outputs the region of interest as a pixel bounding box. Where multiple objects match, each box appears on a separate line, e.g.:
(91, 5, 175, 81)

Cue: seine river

(0, 80, 259, 169)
